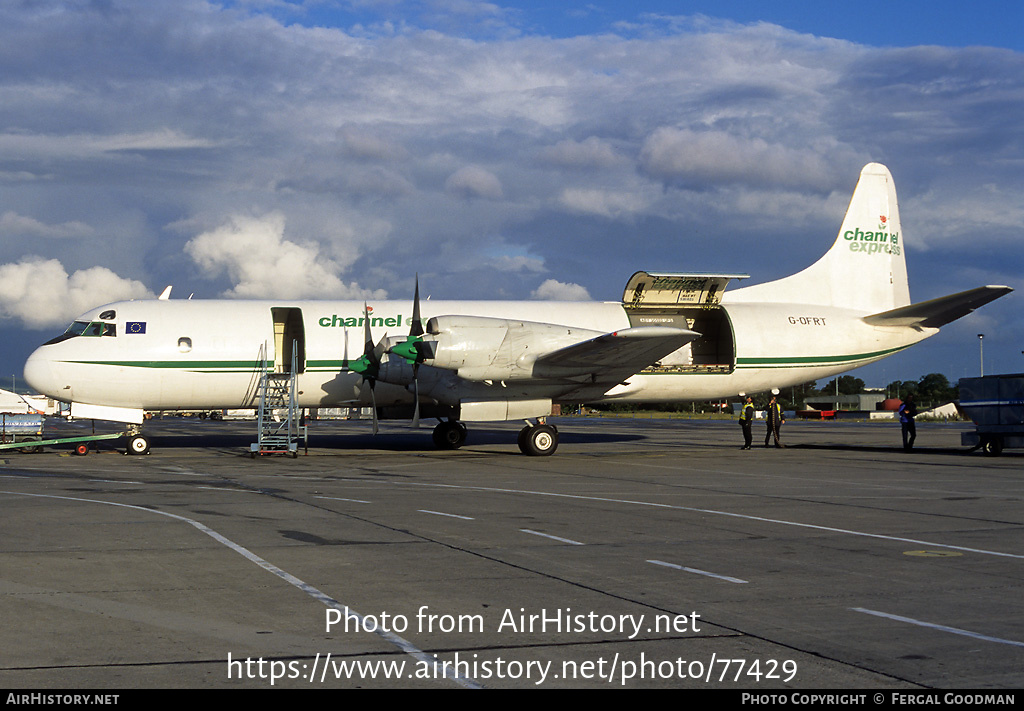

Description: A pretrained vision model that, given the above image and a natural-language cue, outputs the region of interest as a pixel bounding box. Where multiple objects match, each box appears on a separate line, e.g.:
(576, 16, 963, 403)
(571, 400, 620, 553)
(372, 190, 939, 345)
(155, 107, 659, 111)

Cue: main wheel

(432, 421, 467, 450)
(518, 424, 558, 456)
(128, 435, 150, 455)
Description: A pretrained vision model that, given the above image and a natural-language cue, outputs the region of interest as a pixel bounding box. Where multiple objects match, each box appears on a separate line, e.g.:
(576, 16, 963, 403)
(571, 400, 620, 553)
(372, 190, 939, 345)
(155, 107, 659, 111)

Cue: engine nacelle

(423, 315, 604, 381)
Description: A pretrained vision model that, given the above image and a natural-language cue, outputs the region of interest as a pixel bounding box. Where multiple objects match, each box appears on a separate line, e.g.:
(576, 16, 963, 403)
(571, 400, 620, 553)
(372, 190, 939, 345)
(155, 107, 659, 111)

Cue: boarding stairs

(250, 340, 305, 457)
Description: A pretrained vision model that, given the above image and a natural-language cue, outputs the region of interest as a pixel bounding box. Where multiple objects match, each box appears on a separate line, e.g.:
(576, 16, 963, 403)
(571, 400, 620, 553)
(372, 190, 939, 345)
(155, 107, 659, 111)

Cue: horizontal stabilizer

(863, 286, 1012, 329)
(533, 326, 698, 377)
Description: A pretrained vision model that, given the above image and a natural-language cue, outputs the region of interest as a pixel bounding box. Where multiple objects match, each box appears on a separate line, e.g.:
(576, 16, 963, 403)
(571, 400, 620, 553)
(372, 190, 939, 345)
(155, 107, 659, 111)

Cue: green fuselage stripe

(736, 344, 909, 368)
(65, 359, 260, 371)
(64, 345, 908, 376)
(62, 359, 349, 373)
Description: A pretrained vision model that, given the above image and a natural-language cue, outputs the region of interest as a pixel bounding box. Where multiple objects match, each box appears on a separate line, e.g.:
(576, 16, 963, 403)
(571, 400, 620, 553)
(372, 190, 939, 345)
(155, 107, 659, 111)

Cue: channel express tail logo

(843, 215, 900, 255)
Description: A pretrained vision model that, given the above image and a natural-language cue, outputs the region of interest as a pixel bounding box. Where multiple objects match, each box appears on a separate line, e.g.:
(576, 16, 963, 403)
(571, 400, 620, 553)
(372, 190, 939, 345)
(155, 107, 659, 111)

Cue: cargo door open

(622, 272, 746, 374)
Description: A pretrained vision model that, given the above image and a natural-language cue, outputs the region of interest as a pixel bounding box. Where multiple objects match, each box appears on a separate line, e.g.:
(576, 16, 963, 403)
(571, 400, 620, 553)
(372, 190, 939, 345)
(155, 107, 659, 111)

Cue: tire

(19, 437, 40, 454)
(983, 437, 1004, 456)
(432, 421, 467, 449)
(128, 435, 150, 455)
(519, 424, 558, 456)
(75, 443, 89, 456)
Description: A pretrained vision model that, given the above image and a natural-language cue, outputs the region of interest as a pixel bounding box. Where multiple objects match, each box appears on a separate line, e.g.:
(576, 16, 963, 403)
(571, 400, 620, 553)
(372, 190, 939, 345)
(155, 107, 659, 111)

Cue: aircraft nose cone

(24, 349, 59, 399)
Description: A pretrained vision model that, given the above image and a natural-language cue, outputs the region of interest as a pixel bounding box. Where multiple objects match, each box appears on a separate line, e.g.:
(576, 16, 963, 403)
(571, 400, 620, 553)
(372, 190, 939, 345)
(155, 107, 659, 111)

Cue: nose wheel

(127, 434, 150, 455)
(518, 422, 558, 456)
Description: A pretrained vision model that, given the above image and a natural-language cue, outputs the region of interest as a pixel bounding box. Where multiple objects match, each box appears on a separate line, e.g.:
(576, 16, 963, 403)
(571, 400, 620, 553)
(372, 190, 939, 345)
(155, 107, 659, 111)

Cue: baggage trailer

(958, 374, 1024, 455)
(0, 414, 128, 455)
(0, 414, 45, 453)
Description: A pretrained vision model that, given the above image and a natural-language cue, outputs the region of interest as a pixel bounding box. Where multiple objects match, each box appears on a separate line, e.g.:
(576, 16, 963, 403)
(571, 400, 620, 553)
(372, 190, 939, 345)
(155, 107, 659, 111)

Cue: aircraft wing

(863, 286, 1012, 329)
(532, 326, 699, 379)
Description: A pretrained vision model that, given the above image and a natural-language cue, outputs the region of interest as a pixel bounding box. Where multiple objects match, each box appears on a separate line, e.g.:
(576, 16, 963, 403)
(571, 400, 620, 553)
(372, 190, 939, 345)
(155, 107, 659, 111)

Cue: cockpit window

(99, 309, 116, 320)
(43, 320, 118, 345)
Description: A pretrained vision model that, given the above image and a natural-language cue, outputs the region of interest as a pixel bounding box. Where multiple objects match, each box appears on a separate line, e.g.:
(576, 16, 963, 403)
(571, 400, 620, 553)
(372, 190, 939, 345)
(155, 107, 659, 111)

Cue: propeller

(388, 275, 429, 427)
(347, 303, 386, 434)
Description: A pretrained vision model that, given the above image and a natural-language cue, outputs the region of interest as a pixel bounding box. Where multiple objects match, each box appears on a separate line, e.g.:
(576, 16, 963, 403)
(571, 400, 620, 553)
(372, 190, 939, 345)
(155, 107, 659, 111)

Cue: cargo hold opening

(622, 272, 745, 374)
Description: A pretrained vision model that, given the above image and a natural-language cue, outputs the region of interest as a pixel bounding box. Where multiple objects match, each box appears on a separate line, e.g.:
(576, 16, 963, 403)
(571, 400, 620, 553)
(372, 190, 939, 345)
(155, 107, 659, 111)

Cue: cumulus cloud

(338, 126, 409, 162)
(0, 2, 1021, 380)
(0, 211, 93, 239)
(558, 188, 650, 219)
(540, 137, 622, 169)
(639, 127, 843, 190)
(531, 279, 591, 301)
(0, 257, 152, 329)
(445, 166, 504, 199)
(184, 213, 386, 300)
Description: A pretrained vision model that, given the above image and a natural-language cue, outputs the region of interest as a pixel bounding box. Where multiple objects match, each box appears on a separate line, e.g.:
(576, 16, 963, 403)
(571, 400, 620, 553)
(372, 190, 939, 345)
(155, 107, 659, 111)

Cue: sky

(1, 0, 1022, 392)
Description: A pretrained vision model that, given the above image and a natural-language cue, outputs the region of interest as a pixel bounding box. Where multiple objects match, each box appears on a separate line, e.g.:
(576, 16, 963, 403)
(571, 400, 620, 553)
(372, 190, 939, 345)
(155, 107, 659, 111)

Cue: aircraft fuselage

(23, 296, 931, 413)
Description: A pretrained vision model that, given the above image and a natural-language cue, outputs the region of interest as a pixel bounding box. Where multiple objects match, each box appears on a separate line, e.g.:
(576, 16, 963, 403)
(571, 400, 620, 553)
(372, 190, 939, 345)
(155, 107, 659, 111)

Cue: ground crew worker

(898, 393, 917, 451)
(764, 394, 785, 448)
(739, 396, 755, 450)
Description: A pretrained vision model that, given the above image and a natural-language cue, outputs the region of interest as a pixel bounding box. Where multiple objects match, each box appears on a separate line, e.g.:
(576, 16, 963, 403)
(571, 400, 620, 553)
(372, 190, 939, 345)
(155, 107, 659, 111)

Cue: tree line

(810, 373, 958, 410)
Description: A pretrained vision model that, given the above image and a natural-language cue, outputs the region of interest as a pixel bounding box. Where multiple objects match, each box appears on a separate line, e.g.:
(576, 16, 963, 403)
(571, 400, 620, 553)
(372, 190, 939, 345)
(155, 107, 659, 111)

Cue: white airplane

(23, 163, 1011, 455)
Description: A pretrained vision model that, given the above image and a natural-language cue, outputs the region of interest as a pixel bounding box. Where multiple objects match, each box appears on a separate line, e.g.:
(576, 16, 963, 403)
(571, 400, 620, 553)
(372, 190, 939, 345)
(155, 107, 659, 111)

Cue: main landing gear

(432, 419, 468, 449)
(518, 419, 558, 456)
(430, 418, 559, 455)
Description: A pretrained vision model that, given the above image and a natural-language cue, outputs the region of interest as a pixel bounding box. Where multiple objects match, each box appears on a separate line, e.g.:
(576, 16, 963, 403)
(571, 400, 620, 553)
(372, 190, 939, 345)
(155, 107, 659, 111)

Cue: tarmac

(0, 416, 1021, 689)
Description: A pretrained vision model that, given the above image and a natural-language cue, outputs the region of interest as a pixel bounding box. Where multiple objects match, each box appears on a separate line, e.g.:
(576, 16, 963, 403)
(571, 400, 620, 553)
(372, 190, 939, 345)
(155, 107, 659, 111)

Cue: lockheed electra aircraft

(23, 163, 1011, 455)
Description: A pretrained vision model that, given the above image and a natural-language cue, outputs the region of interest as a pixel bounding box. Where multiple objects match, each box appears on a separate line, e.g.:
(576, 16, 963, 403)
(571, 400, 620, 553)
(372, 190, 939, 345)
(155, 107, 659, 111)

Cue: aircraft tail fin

(728, 163, 910, 313)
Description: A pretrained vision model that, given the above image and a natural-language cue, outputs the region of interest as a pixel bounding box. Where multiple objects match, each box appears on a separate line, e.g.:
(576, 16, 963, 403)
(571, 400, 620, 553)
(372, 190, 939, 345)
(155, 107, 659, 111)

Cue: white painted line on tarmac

(420, 509, 475, 520)
(648, 559, 748, 583)
(852, 608, 1024, 648)
(520, 529, 584, 545)
(0, 490, 481, 689)
(315, 495, 372, 504)
(391, 481, 1024, 561)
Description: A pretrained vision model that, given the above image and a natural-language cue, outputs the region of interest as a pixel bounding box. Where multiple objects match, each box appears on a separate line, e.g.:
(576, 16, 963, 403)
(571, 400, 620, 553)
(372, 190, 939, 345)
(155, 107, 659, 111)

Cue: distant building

(804, 393, 886, 411)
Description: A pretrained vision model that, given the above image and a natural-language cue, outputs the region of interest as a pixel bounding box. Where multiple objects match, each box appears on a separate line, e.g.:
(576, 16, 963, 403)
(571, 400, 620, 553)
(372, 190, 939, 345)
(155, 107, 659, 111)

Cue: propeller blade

(410, 274, 424, 338)
(411, 374, 420, 429)
(409, 277, 424, 429)
(363, 302, 375, 361)
(349, 304, 381, 377)
(344, 304, 381, 435)
(369, 380, 378, 435)
(390, 276, 428, 363)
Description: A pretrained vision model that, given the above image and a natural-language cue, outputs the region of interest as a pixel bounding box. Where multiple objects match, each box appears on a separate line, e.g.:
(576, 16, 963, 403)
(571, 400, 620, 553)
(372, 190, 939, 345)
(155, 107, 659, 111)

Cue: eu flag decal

(126, 321, 147, 334)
